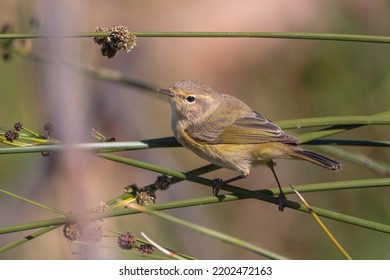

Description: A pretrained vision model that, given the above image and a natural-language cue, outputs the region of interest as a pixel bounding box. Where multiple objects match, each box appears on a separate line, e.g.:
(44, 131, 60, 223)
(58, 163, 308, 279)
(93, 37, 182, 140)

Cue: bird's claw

(276, 192, 287, 212)
(212, 178, 224, 196)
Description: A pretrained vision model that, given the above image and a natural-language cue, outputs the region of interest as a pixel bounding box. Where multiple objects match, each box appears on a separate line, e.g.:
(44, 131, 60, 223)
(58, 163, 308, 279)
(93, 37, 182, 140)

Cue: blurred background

(0, 0, 389, 259)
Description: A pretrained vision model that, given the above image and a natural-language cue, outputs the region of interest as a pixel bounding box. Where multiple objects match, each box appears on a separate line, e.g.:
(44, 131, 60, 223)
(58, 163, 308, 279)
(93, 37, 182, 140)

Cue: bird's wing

(187, 111, 299, 145)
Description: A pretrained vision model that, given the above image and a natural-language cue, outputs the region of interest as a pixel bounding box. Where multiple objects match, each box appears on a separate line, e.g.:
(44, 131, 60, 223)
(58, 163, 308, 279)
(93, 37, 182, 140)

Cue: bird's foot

(276, 192, 287, 212)
(212, 178, 224, 196)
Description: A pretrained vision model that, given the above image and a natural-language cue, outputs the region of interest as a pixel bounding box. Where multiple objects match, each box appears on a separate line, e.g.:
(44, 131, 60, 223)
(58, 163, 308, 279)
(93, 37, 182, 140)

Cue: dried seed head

(14, 122, 23, 131)
(1, 23, 13, 61)
(117, 231, 136, 250)
(138, 244, 154, 255)
(92, 201, 109, 213)
(4, 130, 19, 142)
(41, 151, 52, 157)
(124, 184, 139, 194)
(44, 122, 55, 135)
(154, 175, 171, 191)
(93, 26, 137, 58)
(91, 202, 109, 223)
(136, 190, 156, 206)
(63, 223, 81, 241)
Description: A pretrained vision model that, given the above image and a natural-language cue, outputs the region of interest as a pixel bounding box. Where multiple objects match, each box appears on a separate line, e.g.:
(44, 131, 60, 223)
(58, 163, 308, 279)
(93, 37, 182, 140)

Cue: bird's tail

(292, 149, 342, 171)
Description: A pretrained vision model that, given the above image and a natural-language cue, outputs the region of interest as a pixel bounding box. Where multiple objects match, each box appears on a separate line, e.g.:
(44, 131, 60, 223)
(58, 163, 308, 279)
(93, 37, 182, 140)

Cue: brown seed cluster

(14, 122, 23, 131)
(43, 122, 55, 136)
(63, 223, 103, 243)
(136, 190, 156, 206)
(62, 205, 156, 255)
(123, 175, 172, 206)
(91, 201, 109, 223)
(154, 175, 171, 191)
(1, 121, 58, 157)
(117, 231, 154, 255)
(63, 223, 81, 241)
(93, 26, 137, 58)
(139, 244, 154, 255)
(4, 130, 19, 142)
(117, 231, 137, 250)
(1, 18, 37, 61)
(124, 184, 139, 195)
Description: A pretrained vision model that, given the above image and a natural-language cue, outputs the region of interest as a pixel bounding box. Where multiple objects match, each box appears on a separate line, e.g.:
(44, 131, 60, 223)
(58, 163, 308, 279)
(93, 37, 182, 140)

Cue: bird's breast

(177, 130, 256, 175)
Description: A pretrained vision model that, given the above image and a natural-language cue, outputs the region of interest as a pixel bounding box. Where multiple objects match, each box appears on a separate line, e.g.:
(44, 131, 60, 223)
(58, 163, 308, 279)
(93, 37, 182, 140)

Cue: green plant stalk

(309, 139, 390, 147)
(293, 111, 390, 143)
(1, 112, 389, 154)
(97, 153, 277, 207)
(20, 127, 42, 138)
(0, 188, 65, 215)
(0, 190, 65, 254)
(1, 194, 389, 235)
(82, 64, 159, 92)
(0, 164, 219, 254)
(2, 160, 387, 235)
(2, 32, 390, 44)
(7, 46, 159, 93)
(106, 163, 220, 206)
(298, 127, 358, 143)
(277, 115, 390, 129)
(130, 204, 287, 260)
(0, 226, 61, 254)
(0, 138, 179, 154)
(99, 153, 390, 194)
(278, 177, 390, 194)
(97, 154, 390, 232)
(0, 137, 388, 155)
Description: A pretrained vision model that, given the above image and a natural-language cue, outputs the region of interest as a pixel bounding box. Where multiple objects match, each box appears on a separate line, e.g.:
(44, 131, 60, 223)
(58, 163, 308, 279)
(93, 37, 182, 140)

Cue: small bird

(158, 80, 342, 211)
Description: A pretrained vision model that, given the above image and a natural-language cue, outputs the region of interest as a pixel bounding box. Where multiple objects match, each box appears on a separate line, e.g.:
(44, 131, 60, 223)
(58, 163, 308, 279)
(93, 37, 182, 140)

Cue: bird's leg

(267, 161, 287, 212)
(212, 174, 246, 196)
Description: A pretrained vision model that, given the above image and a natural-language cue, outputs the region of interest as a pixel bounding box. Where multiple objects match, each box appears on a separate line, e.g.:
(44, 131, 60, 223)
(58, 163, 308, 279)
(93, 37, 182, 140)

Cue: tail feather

(293, 149, 342, 171)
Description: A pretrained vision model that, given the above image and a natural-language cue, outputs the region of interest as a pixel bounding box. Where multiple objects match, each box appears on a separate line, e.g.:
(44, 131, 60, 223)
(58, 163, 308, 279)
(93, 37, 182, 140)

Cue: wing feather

(187, 111, 298, 145)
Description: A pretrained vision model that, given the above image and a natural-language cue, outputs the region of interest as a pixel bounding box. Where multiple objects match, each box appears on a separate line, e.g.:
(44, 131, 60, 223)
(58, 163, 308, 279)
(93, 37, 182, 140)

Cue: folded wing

(187, 111, 299, 145)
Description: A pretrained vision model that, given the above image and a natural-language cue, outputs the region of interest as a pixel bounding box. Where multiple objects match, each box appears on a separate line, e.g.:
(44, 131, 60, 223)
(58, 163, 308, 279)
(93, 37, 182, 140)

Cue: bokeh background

(0, 0, 389, 259)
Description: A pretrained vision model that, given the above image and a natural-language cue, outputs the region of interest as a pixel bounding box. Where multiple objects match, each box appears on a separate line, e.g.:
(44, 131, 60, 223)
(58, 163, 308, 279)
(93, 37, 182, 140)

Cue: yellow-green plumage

(159, 80, 342, 179)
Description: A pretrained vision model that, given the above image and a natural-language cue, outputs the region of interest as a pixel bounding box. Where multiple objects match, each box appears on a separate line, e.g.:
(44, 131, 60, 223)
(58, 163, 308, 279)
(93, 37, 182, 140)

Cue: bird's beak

(157, 88, 174, 97)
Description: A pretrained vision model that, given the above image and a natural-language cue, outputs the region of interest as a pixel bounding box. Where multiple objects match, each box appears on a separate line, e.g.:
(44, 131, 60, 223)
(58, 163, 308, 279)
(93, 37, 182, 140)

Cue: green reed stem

(130, 204, 287, 260)
(1, 192, 389, 235)
(2, 32, 390, 44)
(0, 226, 61, 254)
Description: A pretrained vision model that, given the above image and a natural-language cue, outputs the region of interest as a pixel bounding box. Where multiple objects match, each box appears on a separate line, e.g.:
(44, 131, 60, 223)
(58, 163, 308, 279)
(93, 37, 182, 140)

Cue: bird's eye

(186, 95, 196, 103)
